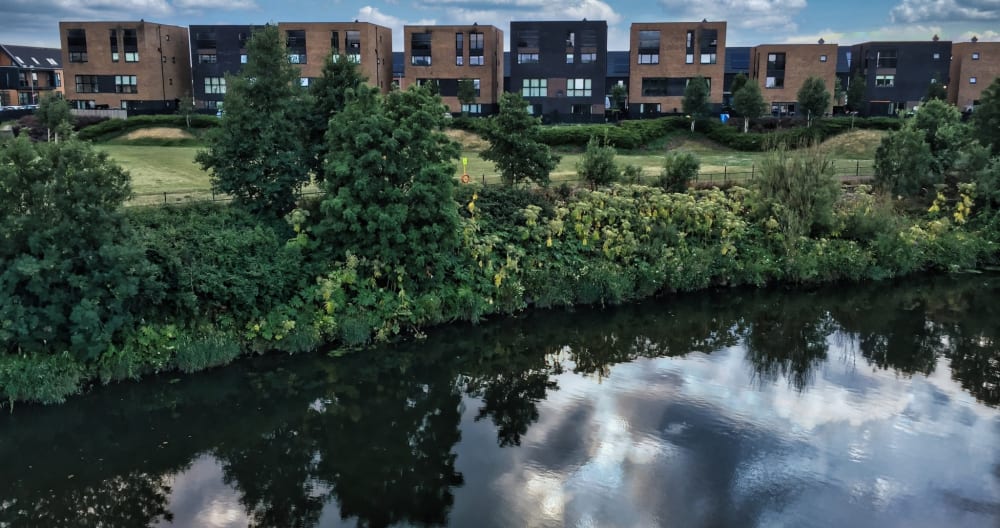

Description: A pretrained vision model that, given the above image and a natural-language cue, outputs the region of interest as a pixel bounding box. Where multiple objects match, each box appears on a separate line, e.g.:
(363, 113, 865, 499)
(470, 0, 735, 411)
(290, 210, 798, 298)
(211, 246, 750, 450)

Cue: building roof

(0, 44, 62, 69)
(607, 51, 629, 77)
(725, 46, 750, 73)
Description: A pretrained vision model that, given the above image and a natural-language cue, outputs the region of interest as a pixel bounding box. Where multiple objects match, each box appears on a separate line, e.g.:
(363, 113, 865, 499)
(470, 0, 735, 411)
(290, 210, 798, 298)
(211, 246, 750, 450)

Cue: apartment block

(949, 38, 1000, 110)
(850, 39, 952, 116)
(0, 44, 63, 107)
(749, 42, 838, 116)
(277, 22, 393, 92)
(404, 24, 504, 114)
(59, 21, 190, 111)
(190, 25, 259, 109)
(629, 21, 727, 116)
(509, 20, 608, 119)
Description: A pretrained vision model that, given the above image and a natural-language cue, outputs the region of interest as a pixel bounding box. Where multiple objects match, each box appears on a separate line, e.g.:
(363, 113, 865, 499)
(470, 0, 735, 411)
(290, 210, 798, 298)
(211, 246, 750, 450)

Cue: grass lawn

(100, 128, 885, 204)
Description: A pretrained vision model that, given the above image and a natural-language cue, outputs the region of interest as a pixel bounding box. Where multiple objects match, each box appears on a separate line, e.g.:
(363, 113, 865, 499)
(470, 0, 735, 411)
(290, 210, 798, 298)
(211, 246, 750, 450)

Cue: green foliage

(874, 124, 935, 196)
(308, 52, 367, 179)
(174, 331, 242, 373)
(846, 75, 866, 113)
(577, 135, 619, 187)
(925, 79, 947, 101)
(913, 99, 962, 157)
(481, 92, 559, 186)
(196, 25, 310, 217)
(318, 85, 461, 289)
(733, 82, 766, 133)
(659, 151, 700, 192)
(457, 78, 477, 107)
(0, 352, 84, 406)
(753, 144, 841, 241)
(77, 114, 217, 141)
(971, 77, 1000, 155)
(730, 73, 748, 97)
(609, 84, 627, 117)
(0, 138, 158, 362)
(176, 92, 197, 128)
(797, 76, 830, 125)
(975, 157, 1000, 212)
(35, 92, 72, 141)
(682, 77, 711, 131)
(621, 164, 644, 183)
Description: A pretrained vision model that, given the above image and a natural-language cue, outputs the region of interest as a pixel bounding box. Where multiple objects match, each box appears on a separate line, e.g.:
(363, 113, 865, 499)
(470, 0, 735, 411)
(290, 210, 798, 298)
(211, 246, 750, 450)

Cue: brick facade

(0, 44, 64, 107)
(949, 41, 1000, 110)
(749, 43, 838, 116)
(59, 21, 190, 111)
(277, 22, 393, 93)
(629, 21, 726, 115)
(403, 24, 504, 114)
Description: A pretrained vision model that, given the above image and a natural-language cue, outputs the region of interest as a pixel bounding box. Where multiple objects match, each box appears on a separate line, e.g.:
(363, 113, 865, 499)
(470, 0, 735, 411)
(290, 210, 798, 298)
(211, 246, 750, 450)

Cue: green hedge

(78, 114, 219, 142)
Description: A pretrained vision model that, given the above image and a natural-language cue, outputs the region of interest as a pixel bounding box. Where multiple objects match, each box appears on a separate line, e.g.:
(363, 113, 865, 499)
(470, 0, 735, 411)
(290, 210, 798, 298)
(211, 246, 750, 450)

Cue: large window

(470, 32, 484, 66)
(67, 29, 88, 63)
(198, 54, 217, 64)
(411, 32, 432, 66)
(581, 52, 597, 64)
(522, 78, 546, 97)
(641, 77, 686, 97)
(473, 78, 481, 97)
(517, 53, 539, 64)
(346, 30, 361, 63)
(205, 77, 226, 94)
(767, 53, 786, 71)
(462, 103, 482, 114)
(75, 75, 98, 93)
(700, 53, 717, 64)
(110, 29, 119, 62)
(765, 77, 784, 88)
(455, 32, 464, 65)
(566, 78, 592, 97)
(875, 74, 894, 87)
(115, 75, 137, 94)
(331, 31, 339, 54)
(123, 29, 139, 62)
(286, 30, 306, 64)
(638, 30, 660, 64)
(876, 50, 897, 68)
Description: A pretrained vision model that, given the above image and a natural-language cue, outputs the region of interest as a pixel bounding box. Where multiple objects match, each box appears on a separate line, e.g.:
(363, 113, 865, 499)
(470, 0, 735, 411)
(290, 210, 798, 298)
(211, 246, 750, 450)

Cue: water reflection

(1, 275, 999, 527)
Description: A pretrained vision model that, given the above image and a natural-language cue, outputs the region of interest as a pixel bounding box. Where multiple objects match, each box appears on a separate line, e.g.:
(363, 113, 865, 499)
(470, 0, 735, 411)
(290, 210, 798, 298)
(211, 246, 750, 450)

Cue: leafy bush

(659, 151, 700, 192)
(874, 124, 935, 196)
(577, 135, 619, 187)
(0, 352, 84, 406)
(753, 144, 841, 242)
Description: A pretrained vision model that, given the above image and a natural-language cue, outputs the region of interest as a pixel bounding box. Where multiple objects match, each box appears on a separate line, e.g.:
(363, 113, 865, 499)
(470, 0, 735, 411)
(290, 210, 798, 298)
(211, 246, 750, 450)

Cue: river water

(2, 275, 999, 527)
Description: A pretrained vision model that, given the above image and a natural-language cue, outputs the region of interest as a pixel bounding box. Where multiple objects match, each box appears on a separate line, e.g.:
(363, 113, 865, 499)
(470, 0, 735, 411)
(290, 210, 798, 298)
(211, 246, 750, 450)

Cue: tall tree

(972, 77, 1000, 155)
(925, 78, 947, 101)
(732, 82, 766, 133)
(730, 73, 748, 97)
(308, 52, 367, 180)
(319, 85, 461, 288)
(796, 76, 830, 127)
(457, 78, 476, 112)
(682, 76, 711, 132)
(609, 84, 627, 120)
(481, 92, 559, 186)
(196, 25, 309, 217)
(35, 92, 72, 142)
(846, 74, 866, 113)
(175, 91, 197, 128)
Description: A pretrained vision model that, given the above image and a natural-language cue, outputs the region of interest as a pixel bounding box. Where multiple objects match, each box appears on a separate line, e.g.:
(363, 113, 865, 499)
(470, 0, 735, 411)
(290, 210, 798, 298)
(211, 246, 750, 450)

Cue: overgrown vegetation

(659, 151, 700, 192)
(481, 92, 559, 186)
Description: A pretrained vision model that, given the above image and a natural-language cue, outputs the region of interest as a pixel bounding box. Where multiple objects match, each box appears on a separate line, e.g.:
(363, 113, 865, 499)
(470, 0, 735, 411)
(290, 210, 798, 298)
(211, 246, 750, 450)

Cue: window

(566, 78, 592, 97)
(875, 74, 894, 87)
(461, 103, 482, 114)
(288, 53, 306, 64)
(67, 29, 87, 63)
(566, 31, 575, 47)
(55, 73, 61, 88)
(123, 29, 138, 62)
(516, 29, 539, 49)
(765, 77, 784, 88)
(286, 29, 306, 48)
(820, 55, 828, 62)
(456, 33, 464, 65)
(641, 78, 669, 97)
(240, 54, 248, 64)
(470, 32, 484, 66)
(932, 52, 940, 60)
(972, 52, 980, 60)
(970, 77, 978, 84)
(205, 77, 226, 94)
(300, 78, 310, 87)
(196, 31, 217, 49)
(566, 53, 574, 64)
(700, 53, 716, 64)
(640, 103, 660, 114)
(581, 52, 597, 64)
(767, 53, 786, 71)
(638, 30, 660, 64)
(331, 31, 339, 54)
(473, 78, 481, 97)
(115, 75, 137, 94)
(518, 53, 539, 64)
(198, 54, 217, 64)
(875, 50, 897, 68)
(346, 30, 361, 63)
(571, 104, 590, 115)
(686, 30, 694, 50)
(74, 75, 98, 93)
(411, 32, 432, 66)
(110, 29, 119, 62)
(686, 54, 694, 64)
(522, 78, 547, 97)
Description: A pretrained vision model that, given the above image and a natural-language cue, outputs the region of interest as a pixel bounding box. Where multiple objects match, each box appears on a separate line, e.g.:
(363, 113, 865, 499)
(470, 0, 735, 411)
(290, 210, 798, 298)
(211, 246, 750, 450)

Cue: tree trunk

(690, 120, 695, 133)
(743, 117, 749, 134)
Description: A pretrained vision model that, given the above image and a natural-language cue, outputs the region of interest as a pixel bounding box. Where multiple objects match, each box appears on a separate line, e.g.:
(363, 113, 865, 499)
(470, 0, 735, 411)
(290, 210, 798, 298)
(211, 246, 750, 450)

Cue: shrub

(753, 143, 841, 242)
(659, 151, 700, 192)
(874, 124, 935, 196)
(621, 164, 644, 183)
(577, 135, 619, 187)
(0, 352, 84, 406)
(77, 114, 218, 141)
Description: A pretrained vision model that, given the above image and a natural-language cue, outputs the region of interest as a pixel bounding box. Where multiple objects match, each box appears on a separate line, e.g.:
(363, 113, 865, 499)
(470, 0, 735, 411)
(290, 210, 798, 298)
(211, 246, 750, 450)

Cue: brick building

(403, 24, 504, 114)
(509, 20, 608, 120)
(277, 22, 392, 92)
(629, 21, 727, 116)
(948, 38, 1000, 111)
(749, 42, 838, 116)
(0, 44, 63, 107)
(59, 21, 190, 112)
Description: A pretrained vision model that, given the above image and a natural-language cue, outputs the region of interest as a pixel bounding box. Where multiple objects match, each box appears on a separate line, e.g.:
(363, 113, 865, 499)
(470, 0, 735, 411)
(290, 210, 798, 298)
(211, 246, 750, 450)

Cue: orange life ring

(461, 174, 471, 184)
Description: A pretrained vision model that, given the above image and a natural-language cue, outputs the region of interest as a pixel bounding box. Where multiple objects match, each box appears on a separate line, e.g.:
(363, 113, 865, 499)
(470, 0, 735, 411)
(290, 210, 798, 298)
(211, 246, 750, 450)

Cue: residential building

(629, 21, 727, 116)
(276, 22, 392, 92)
(723, 46, 750, 108)
(508, 20, 607, 120)
(850, 38, 952, 116)
(189, 25, 260, 110)
(949, 37, 1000, 111)
(606, 50, 630, 94)
(403, 24, 504, 115)
(835, 46, 853, 109)
(749, 42, 838, 117)
(59, 21, 190, 111)
(0, 44, 63, 107)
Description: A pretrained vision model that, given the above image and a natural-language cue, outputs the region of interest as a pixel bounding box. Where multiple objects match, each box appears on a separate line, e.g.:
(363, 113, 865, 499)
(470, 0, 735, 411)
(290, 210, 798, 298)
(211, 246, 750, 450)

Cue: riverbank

(2, 177, 997, 408)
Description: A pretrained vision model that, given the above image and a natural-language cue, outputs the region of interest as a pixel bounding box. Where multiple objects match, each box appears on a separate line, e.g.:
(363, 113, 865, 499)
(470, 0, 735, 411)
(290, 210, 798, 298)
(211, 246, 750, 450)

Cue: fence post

(751, 164, 755, 180)
(212, 191, 215, 202)
(856, 160, 860, 178)
(163, 192, 167, 204)
(724, 164, 728, 183)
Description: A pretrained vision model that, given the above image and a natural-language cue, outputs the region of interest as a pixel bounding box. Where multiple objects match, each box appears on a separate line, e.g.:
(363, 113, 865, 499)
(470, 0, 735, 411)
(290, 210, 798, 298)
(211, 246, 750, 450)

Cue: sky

(1, 0, 998, 51)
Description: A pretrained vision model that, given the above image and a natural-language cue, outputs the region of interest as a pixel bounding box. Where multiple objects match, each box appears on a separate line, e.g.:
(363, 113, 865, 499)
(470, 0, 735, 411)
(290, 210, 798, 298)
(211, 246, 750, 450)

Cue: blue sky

(2, 0, 998, 51)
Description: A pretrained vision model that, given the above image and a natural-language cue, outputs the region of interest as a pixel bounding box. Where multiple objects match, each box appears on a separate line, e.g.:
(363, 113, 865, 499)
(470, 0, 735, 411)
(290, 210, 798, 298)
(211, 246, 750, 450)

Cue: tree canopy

(733, 82, 766, 133)
(308, 52, 368, 179)
(481, 92, 559, 186)
(796, 76, 830, 125)
(972, 77, 1000, 155)
(682, 77, 711, 132)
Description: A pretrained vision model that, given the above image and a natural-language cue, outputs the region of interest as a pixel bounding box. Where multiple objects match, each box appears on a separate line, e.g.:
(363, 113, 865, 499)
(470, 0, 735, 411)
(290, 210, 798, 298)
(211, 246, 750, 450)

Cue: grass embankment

(101, 127, 885, 204)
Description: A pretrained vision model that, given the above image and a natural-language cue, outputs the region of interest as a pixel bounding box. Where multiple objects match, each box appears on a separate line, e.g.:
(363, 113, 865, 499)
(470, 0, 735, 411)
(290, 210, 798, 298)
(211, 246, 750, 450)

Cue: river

(1, 275, 998, 527)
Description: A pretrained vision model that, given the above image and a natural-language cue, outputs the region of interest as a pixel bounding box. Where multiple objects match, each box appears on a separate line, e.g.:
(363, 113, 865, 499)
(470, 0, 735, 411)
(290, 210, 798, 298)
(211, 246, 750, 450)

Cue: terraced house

(403, 24, 504, 114)
(949, 37, 1000, 111)
(850, 38, 952, 116)
(749, 41, 839, 117)
(629, 20, 727, 116)
(59, 20, 190, 112)
(0, 44, 63, 107)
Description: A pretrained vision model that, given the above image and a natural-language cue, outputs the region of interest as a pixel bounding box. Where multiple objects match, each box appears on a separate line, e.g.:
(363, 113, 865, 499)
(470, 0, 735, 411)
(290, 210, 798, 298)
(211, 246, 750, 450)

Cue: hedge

(77, 114, 219, 141)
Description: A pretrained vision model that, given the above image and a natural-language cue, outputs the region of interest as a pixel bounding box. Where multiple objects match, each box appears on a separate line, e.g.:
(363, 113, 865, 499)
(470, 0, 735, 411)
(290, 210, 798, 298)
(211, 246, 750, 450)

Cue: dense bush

(659, 151, 700, 192)
(577, 135, 619, 187)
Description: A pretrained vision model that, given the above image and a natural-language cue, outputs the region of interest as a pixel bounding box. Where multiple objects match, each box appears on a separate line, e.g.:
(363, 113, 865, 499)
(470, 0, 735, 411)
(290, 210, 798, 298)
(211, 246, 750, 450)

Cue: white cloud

(779, 23, 1000, 46)
(658, 0, 808, 32)
(890, 0, 1000, 23)
(173, 0, 258, 9)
